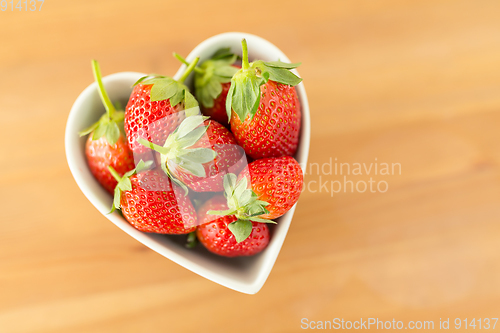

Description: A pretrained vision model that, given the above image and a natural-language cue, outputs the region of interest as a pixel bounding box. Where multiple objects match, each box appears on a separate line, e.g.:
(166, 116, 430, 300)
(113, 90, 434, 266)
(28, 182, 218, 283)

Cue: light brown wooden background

(2, 0, 500, 332)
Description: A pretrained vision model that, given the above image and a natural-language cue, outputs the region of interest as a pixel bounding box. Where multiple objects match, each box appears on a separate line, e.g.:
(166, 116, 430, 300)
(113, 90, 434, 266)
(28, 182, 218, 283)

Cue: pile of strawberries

(79, 39, 304, 257)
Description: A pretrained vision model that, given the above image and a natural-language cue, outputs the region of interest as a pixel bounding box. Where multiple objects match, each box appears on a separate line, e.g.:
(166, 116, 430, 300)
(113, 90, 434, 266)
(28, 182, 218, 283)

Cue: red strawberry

(206, 156, 302, 231)
(85, 135, 134, 194)
(109, 161, 197, 234)
(124, 58, 200, 159)
(238, 156, 304, 219)
(230, 81, 301, 160)
(137, 115, 245, 193)
(196, 195, 270, 257)
(201, 80, 231, 125)
(174, 49, 240, 126)
(226, 39, 302, 160)
(79, 60, 135, 194)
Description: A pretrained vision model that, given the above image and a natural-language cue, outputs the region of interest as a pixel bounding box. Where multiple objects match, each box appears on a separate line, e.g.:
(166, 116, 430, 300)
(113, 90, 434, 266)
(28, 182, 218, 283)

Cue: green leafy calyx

(79, 60, 125, 145)
(226, 39, 303, 122)
(133, 57, 200, 110)
(136, 115, 217, 194)
(177, 49, 239, 109)
(208, 173, 275, 243)
(109, 160, 153, 213)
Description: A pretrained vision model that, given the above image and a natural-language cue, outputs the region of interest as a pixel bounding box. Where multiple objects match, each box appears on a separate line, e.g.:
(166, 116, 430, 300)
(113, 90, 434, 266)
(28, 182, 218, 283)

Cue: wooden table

(2, 0, 500, 331)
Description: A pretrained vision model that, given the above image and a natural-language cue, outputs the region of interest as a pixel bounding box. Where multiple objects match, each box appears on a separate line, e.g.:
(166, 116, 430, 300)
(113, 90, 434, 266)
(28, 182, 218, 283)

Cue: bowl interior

(65, 32, 310, 294)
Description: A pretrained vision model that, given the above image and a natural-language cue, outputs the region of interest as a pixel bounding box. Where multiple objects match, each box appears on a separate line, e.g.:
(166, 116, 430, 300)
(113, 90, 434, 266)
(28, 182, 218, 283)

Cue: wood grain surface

(2, 0, 500, 332)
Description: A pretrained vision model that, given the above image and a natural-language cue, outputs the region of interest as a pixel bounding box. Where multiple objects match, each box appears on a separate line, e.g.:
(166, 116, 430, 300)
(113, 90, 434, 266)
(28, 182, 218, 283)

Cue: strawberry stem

(92, 60, 115, 118)
(178, 57, 200, 83)
(108, 166, 122, 182)
(185, 231, 198, 248)
(173, 53, 203, 74)
(241, 39, 250, 70)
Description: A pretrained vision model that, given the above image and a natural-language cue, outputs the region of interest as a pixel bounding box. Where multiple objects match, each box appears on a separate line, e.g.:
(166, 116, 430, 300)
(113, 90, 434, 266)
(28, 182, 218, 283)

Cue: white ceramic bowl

(65, 32, 310, 294)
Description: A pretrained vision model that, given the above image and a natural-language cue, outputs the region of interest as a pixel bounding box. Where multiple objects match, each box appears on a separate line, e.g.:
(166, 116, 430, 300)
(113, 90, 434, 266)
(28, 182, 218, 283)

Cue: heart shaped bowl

(65, 32, 310, 294)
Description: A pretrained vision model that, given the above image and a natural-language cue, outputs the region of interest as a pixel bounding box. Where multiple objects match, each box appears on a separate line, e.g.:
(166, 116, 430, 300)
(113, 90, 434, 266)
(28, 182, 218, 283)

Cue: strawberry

(174, 49, 239, 126)
(79, 60, 135, 194)
(226, 39, 302, 160)
(109, 161, 197, 234)
(137, 115, 245, 193)
(124, 58, 200, 159)
(208, 156, 303, 225)
(238, 156, 304, 219)
(202, 80, 231, 125)
(196, 195, 270, 257)
(84, 136, 134, 194)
